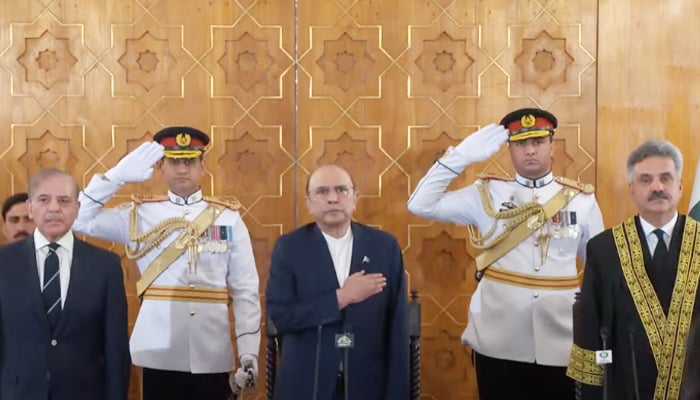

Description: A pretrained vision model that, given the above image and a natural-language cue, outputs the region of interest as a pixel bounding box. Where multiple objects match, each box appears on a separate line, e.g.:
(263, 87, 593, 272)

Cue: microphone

(342, 323, 352, 400)
(628, 326, 641, 400)
(599, 327, 610, 400)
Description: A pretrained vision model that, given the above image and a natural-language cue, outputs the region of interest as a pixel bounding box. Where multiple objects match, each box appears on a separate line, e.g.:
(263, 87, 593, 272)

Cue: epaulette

(555, 176, 594, 194)
(205, 196, 241, 211)
(131, 194, 169, 204)
(476, 173, 514, 182)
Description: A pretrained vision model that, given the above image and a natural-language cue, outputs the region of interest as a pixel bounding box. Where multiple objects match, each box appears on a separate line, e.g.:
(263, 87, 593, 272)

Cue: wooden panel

(0, 1, 602, 399)
(297, 1, 597, 399)
(597, 0, 700, 227)
(0, 1, 294, 399)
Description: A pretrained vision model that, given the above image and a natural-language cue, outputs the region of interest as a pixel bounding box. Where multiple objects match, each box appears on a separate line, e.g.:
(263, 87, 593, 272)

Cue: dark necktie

(43, 242, 61, 331)
(652, 229, 668, 270)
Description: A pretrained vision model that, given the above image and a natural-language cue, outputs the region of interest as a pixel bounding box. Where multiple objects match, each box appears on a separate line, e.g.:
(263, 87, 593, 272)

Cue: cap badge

(520, 114, 536, 128)
(176, 133, 191, 146)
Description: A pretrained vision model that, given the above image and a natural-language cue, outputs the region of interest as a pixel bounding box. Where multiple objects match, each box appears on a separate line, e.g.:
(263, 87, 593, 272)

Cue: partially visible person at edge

(72, 127, 261, 400)
(0, 169, 130, 400)
(408, 108, 604, 399)
(2, 192, 35, 243)
(567, 139, 700, 400)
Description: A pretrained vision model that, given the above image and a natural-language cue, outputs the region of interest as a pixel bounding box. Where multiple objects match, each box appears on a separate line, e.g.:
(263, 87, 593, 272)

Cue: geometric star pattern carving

(499, 14, 595, 107)
(300, 117, 392, 197)
(102, 13, 194, 108)
(0, 11, 95, 107)
(299, 19, 391, 108)
(400, 15, 490, 106)
(0, 2, 600, 400)
(118, 31, 176, 92)
(515, 30, 573, 91)
(214, 118, 294, 207)
(204, 18, 293, 109)
(19, 30, 78, 90)
(1, 115, 95, 190)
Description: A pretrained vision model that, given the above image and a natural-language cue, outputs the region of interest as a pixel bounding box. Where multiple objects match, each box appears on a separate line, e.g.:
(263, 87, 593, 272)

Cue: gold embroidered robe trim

(566, 344, 604, 386)
(612, 217, 700, 399)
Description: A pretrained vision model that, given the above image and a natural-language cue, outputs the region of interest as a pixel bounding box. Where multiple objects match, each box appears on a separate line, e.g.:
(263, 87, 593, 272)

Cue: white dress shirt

(34, 230, 74, 307)
(322, 228, 353, 287)
(639, 212, 677, 254)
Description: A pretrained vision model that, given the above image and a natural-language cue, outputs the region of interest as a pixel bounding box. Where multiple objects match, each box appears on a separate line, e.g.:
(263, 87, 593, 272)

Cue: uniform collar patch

(515, 172, 553, 188)
(168, 189, 203, 205)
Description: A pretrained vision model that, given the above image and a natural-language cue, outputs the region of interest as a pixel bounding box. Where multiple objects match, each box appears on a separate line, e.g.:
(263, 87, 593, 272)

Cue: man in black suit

(0, 168, 130, 400)
(567, 140, 700, 399)
(266, 164, 409, 400)
(2, 192, 34, 243)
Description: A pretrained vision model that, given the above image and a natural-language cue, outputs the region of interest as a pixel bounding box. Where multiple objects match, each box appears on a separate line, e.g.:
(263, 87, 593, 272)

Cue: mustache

(13, 231, 29, 239)
(648, 191, 670, 201)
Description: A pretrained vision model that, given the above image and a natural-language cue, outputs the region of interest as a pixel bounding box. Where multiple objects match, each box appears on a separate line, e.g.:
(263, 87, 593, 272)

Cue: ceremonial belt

(482, 266, 582, 290)
(475, 186, 580, 276)
(136, 204, 224, 297)
(143, 285, 229, 304)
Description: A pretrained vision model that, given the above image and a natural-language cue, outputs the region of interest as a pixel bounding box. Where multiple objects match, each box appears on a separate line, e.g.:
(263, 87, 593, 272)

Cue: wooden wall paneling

(0, 0, 606, 399)
(597, 0, 700, 227)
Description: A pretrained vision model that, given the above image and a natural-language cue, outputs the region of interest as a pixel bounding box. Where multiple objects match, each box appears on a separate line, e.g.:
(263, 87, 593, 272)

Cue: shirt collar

(168, 189, 203, 206)
(514, 171, 554, 188)
(33, 229, 74, 253)
(321, 226, 353, 243)
(639, 212, 678, 241)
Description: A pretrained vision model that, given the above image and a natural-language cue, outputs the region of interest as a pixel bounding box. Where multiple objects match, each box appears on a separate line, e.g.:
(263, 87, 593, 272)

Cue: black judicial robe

(567, 215, 700, 400)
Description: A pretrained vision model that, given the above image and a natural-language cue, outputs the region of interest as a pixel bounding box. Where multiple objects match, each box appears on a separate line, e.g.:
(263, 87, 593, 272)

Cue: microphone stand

(312, 324, 323, 400)
(600, 327, 610, 400)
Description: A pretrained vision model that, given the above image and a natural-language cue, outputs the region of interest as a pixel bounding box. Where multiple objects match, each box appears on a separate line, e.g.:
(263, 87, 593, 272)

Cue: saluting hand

(337, 270, 387, 309)
(455, 123, 509, 163)
(105, 141, 165, 184)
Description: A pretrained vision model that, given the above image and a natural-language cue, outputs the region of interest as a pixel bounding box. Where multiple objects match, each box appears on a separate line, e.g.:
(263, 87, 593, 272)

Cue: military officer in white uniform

(72, 127, 261, 400)
(407, 108, 604, 399)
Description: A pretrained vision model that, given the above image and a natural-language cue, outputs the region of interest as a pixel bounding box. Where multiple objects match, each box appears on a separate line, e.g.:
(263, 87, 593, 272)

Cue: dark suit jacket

(266, 222, 409, 400)
(0, 235, 130, 400)
(572, 215, 700, 399)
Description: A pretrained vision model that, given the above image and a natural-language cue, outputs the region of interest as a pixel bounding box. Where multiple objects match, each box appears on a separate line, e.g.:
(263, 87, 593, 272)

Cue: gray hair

(28, 168, 80, 200)
(626, 139, 683, 183)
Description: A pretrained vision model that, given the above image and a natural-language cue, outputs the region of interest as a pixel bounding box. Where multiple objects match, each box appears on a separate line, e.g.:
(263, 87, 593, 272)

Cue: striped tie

(43, 242, 61, 330)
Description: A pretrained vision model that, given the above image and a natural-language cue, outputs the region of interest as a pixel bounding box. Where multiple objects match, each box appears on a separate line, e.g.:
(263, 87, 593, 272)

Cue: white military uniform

(73, 175, 261, 373)
(407, 146, 604, 366)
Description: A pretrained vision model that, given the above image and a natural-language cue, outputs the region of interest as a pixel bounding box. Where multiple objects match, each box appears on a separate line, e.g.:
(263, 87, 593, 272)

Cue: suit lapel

(349, 222, 365, 275)
(22, 237, 51, 331)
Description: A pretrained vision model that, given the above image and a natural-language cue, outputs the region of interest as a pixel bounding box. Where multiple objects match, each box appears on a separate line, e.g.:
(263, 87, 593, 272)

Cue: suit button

(50, 339, 58, 346)
(190, 311, 196, 316)
(533, 292, 539, 298)
(46, 372, 51, 380)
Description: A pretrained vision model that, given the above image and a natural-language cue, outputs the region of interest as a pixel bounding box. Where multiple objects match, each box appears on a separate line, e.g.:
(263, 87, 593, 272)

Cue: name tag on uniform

(335, 333, 354, 348)
(595, 350, 612, 365)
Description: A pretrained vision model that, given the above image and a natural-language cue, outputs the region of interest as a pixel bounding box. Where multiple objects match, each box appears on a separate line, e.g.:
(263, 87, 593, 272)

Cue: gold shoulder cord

(125, 202, 192, 260)
(468, 180, 545, 250)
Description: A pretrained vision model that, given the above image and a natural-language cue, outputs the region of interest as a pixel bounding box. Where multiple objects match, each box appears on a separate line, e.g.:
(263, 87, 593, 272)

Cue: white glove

(229, 355, 258, 398)
(104, 142, 164, 185)
(454, 123, 509, 163)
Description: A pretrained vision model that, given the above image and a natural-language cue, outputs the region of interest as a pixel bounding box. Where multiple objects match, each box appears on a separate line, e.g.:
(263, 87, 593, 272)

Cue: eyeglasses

(308, 185, 354, 199)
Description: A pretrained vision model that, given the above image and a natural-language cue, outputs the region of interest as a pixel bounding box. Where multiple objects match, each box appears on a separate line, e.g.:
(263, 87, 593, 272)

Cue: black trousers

(474, 351, 574, 400)
(142, 368, 230, 400)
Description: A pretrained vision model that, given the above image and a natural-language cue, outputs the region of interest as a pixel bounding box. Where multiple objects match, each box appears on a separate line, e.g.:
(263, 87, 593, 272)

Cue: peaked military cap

(153, 126, 210, 159)
(500, 108, 557, 142)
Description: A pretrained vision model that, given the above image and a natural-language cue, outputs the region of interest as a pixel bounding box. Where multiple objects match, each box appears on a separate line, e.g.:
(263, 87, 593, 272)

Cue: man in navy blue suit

(0, 168, 130, 400)
(266, 164, 409, 400)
